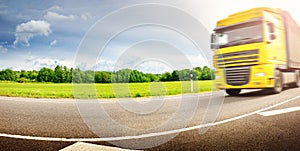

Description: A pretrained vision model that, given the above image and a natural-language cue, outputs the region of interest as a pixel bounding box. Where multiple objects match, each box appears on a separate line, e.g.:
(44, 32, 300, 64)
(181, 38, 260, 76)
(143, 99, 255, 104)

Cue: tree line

(0, 65, 214, 83)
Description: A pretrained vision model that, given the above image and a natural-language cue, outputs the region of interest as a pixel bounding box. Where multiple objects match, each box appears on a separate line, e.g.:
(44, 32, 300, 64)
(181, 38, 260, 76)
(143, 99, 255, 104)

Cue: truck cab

(211, 7, 300, 95)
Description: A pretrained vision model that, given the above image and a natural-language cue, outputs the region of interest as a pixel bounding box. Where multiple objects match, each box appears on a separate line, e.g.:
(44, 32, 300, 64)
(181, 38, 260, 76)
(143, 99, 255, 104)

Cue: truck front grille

(225, 66, 250, 86)
(216, 49, 259, 68)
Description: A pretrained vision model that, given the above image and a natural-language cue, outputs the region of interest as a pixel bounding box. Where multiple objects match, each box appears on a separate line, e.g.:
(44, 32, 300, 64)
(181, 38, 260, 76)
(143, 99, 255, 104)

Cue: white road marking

(0, 92, 214, 104)
(258, 106, 300, 117)
(0, 95, 299, 142)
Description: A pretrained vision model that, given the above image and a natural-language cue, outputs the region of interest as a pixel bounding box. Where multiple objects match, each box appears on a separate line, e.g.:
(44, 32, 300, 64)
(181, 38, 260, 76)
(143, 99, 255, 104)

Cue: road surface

(1, 88, 300, 150)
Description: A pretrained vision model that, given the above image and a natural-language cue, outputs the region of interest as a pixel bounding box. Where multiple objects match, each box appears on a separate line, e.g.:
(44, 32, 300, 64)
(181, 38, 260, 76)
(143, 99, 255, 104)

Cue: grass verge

(0, 81, 215, 99)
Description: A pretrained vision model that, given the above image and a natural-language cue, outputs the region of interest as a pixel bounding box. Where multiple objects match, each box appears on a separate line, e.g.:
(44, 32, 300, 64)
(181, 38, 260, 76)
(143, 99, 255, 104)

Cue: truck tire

(269, 70, 283, 94)
(226, 89, 241, 96)
(289, 70, 300, 88)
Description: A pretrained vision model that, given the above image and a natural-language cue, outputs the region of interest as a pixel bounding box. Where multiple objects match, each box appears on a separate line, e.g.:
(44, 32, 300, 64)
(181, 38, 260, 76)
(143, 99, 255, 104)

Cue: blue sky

(1, 0, 300, 73)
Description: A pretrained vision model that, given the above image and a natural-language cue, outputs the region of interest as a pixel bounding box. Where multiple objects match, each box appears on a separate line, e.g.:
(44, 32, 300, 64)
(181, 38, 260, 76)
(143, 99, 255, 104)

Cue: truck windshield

(214, 21, 263, 48)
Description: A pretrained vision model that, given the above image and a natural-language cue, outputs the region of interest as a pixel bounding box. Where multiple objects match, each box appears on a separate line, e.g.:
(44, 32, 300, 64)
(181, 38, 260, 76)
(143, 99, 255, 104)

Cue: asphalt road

(1, 87, 300, 150)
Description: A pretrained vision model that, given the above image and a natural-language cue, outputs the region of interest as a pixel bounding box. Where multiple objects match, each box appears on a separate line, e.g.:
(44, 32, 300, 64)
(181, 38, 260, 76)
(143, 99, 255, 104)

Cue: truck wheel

(270, 70, 283, 94)
(290, 71, 300, 88)
(226, 89, 241, 96)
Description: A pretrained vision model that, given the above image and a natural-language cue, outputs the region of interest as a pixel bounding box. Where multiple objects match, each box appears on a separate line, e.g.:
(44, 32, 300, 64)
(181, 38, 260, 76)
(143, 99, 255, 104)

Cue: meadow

(0, 81, 215, 99)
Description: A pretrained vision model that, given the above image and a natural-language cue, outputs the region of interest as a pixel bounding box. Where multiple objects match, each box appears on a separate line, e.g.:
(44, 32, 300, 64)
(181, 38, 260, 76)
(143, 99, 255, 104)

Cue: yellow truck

(211, 7, 300, 95)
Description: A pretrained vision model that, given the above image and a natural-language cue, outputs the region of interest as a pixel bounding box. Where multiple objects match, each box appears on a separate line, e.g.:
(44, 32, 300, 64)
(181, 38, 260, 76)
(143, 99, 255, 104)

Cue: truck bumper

(215, 64, 275, 89)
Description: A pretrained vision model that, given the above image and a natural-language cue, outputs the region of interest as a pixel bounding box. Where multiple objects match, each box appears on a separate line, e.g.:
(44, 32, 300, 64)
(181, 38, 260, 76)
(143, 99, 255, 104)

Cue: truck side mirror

(210, 34, 219, 50)
(211, 34, 216, 43)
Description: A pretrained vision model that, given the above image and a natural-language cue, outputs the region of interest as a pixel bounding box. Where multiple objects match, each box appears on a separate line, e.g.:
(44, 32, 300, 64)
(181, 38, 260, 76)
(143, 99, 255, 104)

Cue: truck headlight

(255, 72, 266, 77)
(215, 75, 221, 79)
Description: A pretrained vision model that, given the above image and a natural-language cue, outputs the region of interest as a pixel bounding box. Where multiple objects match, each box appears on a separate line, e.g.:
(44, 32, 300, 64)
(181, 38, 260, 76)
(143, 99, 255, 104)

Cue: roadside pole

(190, 73, 193, 93)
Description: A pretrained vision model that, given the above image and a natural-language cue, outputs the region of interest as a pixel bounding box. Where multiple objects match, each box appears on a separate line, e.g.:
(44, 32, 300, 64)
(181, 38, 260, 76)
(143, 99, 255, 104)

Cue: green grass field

(0, 81, 215, 99)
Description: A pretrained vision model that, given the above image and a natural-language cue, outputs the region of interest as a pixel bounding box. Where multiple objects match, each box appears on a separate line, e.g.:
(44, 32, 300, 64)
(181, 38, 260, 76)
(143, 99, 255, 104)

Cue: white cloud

(81, 13, 92, 21)
(48, 5, 61, 11)
(0, 41, 7, 45)
(0, 45, 8, 53)
(50, 39, 57, 47)
(45, 5, 91, 22)
(25, 56, 73, 70)
(95, 59, 115, 71)
(13, 20, 51, 46)
(135, 61, 173, 74)
(44, 11, 76, 22)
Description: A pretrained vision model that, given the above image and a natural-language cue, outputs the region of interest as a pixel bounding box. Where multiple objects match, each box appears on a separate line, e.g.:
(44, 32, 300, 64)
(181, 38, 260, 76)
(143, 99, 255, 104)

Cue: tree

(72, 68, 82, 83)
(178, 69, 191, 81)
(146, 73, 159, 82)
(102, 71, 111, 83)
(129, 70, 137, 83)
(112, 69, 131, 83)
(131, 70, 144, 83)
(19, 70, 28, 79)
(160, 72, 172, 81)
(95, 71, 103, 83)
(28, 70, 38, 81)
(190, 70, 197, 80)
(0, 69, 18, 81)
(37, 68, 55, 82)
(54, 65, 64, 83)
(65, 67, 73, 83)
(193, 67, 202, 80)
(171, 70, 179, 81)
(83, 70, 94, 83)
(201, 66, 212, 80)
(0, 66, 214, 83)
